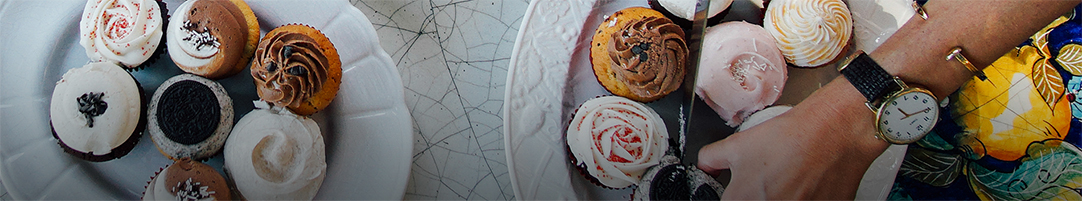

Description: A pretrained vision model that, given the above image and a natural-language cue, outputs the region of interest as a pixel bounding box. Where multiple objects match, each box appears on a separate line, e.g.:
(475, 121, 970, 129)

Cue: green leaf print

(967, 140, 1082, 200)
(901, 146, 963, 187)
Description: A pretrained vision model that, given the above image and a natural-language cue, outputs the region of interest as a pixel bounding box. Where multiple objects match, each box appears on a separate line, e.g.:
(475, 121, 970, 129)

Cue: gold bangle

(946, 47, 988, 81)
(911, 1, 928, 20)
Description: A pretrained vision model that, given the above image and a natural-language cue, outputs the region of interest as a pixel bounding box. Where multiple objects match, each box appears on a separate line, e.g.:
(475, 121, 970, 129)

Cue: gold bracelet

(911, 1, 928, 20)
(946, 47, 988, 81)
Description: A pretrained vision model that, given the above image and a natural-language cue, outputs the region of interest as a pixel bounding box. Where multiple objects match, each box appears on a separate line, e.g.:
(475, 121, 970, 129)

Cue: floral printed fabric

(890, 5, 1082, 200)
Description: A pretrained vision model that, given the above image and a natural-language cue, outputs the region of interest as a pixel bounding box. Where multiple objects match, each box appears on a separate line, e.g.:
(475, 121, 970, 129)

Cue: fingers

(696, 134, 736, 177)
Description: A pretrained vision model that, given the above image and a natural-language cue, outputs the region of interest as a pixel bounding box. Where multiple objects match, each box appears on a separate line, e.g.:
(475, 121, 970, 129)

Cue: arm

(696, 0, 1080, 199)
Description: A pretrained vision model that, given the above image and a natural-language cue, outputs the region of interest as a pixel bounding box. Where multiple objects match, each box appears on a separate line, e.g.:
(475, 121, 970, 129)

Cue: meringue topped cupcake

(79, 0, 166, 69)
(224, 101, 326, 200)
(50, 62, 146, 161)
(696, 21, 787, 127)
(167, 0, 260, 79)
(763, 0, 852, 67)
(566, 96, 669, 189)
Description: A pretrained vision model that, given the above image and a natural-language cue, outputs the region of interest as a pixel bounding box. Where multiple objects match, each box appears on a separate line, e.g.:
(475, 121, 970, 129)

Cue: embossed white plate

(504, 0, 915, 200)
(0, 0, 411, 199)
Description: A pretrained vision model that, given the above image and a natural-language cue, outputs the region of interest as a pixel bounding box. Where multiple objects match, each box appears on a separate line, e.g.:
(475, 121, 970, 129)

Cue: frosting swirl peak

(763, 0, 852, 67)
(608, 16, 688, 100)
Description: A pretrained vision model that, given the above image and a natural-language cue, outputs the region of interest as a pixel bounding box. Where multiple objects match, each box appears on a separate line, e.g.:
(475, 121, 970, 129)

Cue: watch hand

(901, 107, 933, 120)
(897, 108, 912, 117)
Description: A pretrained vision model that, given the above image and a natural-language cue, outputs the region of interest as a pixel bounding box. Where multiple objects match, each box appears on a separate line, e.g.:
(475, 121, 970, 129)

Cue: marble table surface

(0, 0, 526, 200)
(350, 0, 526, 200)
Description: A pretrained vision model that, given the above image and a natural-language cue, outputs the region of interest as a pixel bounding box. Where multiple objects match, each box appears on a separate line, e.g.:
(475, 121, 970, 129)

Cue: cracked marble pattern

(351, 0, 527, 200)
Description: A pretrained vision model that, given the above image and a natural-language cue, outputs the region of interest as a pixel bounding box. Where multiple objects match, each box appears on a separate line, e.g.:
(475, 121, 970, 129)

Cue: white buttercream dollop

(224, 101, 325, 200)
(50, 62, 141, 155)
(763, 0, 852, 67)
(658, 0, 734, 20)
(166, 0, 218, 68)
(79, 0, 164, 68)
(696, 21, 787, 127)
(566, 96, 669, 188)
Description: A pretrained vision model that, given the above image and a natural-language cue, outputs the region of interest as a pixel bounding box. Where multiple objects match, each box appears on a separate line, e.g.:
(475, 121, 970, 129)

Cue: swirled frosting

(144, 158, 230, 201)
(763, 0, 852, 67)
(567, 96, 669, 188)
(79, 0, 164, 68)
(224, 101, 325, 200)
(51, 62, 141, 155)
(696, 22, 787, 127)
(251, 29, 330, 109)
(166, 0, 249, 78)
(607, 16, 688, 100)
(657, 0, 733, 20)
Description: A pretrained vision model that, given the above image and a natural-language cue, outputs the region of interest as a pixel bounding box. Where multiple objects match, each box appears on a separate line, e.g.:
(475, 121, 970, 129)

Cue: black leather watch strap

(840, 52, 899, 103)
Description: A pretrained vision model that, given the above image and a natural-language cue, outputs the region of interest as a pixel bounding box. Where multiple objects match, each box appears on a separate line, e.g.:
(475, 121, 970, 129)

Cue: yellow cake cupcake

(250, 24, 342, 116)
(590, 7, 688, 102)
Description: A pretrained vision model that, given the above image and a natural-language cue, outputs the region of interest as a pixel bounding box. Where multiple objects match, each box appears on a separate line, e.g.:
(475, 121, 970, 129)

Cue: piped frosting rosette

(608, 16, 688, 102)
(224, 101, 325, 200)
(251, 24, 341, 116)
(566, 96, 669, 188)
(763, 0, 852, 67)
(79, 0, 165, 69)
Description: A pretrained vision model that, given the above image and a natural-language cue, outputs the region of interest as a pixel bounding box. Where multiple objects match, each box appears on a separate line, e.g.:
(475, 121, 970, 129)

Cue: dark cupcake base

(124, 0, 169, 72)
(51, 72, 148, 162)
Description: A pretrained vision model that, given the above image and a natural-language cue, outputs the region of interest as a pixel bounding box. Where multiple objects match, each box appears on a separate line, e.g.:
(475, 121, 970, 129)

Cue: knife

(679, 0, 710, 154)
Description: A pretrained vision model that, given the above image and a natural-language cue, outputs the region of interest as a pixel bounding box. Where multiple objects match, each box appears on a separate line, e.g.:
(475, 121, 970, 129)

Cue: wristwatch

(839, 51, 939, 144)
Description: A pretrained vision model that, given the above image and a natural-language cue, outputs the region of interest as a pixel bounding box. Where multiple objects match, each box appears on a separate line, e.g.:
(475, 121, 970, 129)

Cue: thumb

(696, 135, 738, 177)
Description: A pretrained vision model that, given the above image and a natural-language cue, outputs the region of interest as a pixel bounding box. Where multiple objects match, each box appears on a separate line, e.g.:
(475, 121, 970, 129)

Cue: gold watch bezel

(872, 86, 938, 144)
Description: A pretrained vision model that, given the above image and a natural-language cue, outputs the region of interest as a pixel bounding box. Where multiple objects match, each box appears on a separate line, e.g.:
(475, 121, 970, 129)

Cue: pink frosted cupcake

(695, 21, 787, 127)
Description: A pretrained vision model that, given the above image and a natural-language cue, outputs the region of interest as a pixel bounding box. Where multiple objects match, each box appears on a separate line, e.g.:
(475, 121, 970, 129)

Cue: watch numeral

(923, 99, 928, 104)
(892, 101, 898, 106)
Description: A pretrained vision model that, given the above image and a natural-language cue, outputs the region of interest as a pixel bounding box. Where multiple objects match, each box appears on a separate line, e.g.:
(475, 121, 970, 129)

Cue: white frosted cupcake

(224, 101, 326, 200)
(566, 96, 669, 189)
(50, 62, 146, 161)
(79, 0, 167, 70)
(763, 0, 852, 67)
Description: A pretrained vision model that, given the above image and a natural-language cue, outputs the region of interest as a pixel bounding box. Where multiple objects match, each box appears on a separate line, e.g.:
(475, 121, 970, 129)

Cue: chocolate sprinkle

(77, 92, 108, 128)
(650, 165, 690, 200)
(287, 66, 307, 76)
(282, 45, 294, 58)
(266, 62, 278, 72)
(157, 80, 220, 145)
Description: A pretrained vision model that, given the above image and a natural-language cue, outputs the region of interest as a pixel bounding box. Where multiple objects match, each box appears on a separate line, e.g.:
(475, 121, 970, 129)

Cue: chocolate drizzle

(157, 80, 220, 145)
(77, 92, 108, 128)
(608, 16, 687, 98)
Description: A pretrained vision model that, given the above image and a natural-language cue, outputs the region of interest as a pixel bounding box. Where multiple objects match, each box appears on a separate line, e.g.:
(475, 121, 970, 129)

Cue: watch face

(877, 89, 939, 144)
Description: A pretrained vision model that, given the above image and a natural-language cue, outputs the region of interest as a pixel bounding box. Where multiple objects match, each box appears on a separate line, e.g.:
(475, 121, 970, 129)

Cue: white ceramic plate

(504, 0, 914, 200)
(0, 0, 411, 199)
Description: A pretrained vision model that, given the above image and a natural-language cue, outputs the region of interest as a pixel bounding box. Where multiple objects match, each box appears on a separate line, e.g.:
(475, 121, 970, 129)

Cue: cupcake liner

(51, 71, 147, 162)
(141, 166, 167, 200)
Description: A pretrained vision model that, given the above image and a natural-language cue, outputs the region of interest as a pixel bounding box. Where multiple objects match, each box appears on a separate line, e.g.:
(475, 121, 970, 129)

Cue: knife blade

(679, 0, 710, 154)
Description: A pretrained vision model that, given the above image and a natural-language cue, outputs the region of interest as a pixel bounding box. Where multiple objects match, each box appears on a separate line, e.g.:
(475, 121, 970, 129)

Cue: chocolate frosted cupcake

(143, 158, 231, 200)
(167, 0, 260, 79)
(147, 74, 233, 161)
(50, 62, 146, 162)
(251, 24, 342, 116)
(590, 7, 688, 102)
(633, 156, 725, 200)
(79, 0, 168, 70)
(566, 96, 669, 189)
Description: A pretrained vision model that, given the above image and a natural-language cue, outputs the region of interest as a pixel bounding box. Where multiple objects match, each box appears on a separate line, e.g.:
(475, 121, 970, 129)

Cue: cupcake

(147, 74, 234, 161)
(251, 24, 342, 116)
(649, 0, 733, 29)
(167, 0, 260, 79)
(79, 0, 167, 70)
(566, 96, 669, 189)
(224, 101, 326, 200)
(696, 21, 787, 127)
(143, 158, 231, 200)
(49, 62, 146, 162)
(591, 7, 688, 102)
(632, 156, 725, 201)
(762, 0, 852, 67)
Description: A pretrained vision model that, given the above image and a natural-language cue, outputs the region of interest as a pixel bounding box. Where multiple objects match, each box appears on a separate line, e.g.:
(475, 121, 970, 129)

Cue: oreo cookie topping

(77, 92, 108, 127)
(157, 80, 220, 145)
(692, 184, 722, 200)
(650, 165, 690, 200)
